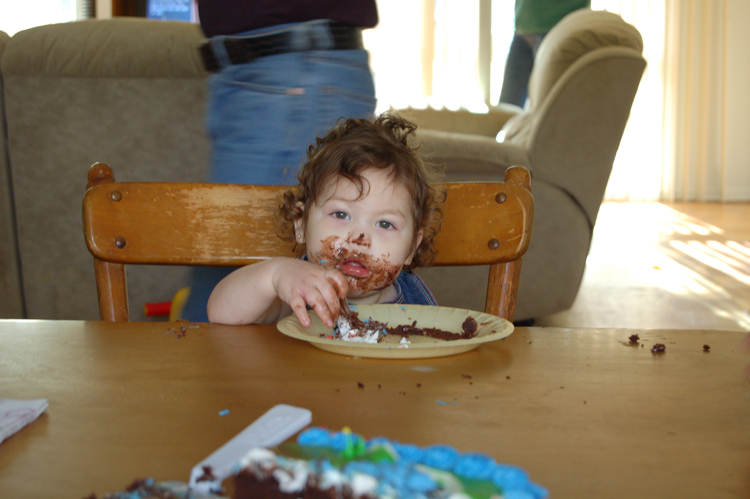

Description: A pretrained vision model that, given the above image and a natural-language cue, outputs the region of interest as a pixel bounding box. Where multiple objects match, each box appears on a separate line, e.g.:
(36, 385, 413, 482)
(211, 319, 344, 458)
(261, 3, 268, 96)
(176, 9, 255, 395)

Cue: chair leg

(486, 259, 523, 321)
(94, 258, 129, 321)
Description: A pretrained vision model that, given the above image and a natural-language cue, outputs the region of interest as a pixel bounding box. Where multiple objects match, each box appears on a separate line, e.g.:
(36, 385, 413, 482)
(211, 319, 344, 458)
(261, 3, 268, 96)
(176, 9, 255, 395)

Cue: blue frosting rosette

(295, 427, 548, 499)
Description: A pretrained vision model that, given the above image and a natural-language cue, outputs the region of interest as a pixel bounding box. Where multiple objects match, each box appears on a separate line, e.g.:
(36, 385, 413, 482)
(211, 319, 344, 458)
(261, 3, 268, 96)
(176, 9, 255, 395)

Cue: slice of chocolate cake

(332, 308, 479, 344)
(86, 478, 223, 498)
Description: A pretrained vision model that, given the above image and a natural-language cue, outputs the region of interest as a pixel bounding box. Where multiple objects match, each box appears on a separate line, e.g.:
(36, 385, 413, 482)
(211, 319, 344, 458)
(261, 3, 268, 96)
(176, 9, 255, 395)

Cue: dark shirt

(197, 0, 379, 38)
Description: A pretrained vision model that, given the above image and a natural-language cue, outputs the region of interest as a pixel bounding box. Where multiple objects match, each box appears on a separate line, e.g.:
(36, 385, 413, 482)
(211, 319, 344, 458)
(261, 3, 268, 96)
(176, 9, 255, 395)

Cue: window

(364, 0, 515, 112)
(0, 0, 93, 36)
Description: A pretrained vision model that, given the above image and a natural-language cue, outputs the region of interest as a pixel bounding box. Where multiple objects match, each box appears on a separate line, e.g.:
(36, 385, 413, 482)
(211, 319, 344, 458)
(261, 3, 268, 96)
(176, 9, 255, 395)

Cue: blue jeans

(499, 33, 545, 108)
(182, 23, 377, 322)
(206, 49, 376, 184)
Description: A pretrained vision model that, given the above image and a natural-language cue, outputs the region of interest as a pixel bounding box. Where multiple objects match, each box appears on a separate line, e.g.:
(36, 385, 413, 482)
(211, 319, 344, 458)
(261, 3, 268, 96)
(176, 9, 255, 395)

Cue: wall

(96, 0, 111, 18)
(724, 0, 750, 201)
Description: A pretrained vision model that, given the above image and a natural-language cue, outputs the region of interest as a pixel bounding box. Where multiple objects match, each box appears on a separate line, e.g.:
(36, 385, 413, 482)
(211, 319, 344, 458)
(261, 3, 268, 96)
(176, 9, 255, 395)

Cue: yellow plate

(276, 304, 514, 359)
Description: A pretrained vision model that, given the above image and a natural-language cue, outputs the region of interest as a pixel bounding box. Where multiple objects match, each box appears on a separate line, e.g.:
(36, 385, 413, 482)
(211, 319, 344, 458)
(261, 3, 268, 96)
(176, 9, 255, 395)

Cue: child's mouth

(314, 236, 400, 293)
(337, 260, 371, 278)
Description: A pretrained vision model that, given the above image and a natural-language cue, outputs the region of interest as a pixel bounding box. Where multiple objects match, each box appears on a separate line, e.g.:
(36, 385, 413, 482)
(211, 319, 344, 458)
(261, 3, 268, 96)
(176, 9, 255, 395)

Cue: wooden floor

(536, 202, 750, 331)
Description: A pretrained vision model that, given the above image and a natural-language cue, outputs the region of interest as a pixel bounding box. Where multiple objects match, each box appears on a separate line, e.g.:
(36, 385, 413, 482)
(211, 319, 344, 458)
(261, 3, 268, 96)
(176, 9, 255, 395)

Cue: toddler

(207, 113, 444, 327)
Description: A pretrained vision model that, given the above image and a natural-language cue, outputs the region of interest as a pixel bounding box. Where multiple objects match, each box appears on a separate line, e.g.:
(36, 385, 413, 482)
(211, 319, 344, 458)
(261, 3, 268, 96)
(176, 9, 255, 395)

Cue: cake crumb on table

(651, 343, 666, 353)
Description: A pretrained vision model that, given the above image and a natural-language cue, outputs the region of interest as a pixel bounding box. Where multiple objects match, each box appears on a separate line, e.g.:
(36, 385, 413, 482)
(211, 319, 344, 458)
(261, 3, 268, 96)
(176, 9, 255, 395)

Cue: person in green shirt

(499, 0, 590, 107)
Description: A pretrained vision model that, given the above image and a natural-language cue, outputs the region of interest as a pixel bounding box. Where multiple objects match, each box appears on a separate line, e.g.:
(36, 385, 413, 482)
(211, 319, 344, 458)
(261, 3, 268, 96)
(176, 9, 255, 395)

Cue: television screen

(146, 0, 198, 22)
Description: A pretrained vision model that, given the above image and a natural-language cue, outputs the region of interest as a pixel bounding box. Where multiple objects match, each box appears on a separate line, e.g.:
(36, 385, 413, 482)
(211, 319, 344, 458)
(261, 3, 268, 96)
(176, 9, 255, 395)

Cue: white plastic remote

(188, 404, 312, 494)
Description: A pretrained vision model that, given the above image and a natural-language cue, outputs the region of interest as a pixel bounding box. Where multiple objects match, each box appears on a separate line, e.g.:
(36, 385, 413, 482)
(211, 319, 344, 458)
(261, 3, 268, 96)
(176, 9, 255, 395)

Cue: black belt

(199, 22, 364, 72)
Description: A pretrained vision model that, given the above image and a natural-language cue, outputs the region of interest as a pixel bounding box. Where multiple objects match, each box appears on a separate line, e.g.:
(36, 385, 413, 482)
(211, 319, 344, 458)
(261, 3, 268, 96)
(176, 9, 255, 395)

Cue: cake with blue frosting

(232, 427, 547, 499)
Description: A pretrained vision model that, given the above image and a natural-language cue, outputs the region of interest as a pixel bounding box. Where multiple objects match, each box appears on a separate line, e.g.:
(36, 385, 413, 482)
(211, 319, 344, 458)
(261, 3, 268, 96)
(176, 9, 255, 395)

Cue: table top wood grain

(1, 319, 748, 498)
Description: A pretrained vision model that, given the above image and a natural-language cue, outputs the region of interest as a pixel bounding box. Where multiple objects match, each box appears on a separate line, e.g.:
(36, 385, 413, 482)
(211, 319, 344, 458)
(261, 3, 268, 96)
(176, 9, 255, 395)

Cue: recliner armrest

(416, 130, 531, 181)
(400, 107, 518, 138)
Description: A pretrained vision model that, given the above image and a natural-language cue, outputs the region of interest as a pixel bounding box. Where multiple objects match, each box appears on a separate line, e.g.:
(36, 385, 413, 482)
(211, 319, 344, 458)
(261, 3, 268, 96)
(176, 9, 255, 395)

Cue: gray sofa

(1, 19, 209, 320)
(0, 13, 643, 322)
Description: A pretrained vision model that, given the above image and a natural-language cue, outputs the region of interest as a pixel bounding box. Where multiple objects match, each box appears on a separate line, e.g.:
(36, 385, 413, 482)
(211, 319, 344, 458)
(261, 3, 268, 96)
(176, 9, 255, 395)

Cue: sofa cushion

(2, 19, 211, 320)
(1, 18, 206, 78)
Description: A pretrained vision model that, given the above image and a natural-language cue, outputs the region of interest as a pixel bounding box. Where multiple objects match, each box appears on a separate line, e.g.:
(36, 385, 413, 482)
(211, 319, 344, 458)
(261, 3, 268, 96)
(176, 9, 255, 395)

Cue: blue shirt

(387, 272, 437, 306)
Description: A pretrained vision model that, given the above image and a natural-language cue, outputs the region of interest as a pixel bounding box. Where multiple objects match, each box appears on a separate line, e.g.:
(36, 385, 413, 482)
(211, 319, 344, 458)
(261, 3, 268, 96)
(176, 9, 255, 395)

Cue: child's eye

(332, 211, 349, 220)
(377, 220, 395, 229)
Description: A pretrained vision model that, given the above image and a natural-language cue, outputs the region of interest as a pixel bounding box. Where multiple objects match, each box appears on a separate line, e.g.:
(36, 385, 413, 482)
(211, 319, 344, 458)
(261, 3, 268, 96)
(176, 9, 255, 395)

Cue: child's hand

(271, 259, 348, 328)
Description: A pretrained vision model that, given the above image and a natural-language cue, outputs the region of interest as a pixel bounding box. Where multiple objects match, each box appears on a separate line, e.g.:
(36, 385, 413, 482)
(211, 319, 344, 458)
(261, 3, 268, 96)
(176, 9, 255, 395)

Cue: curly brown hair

(277, 112, 444, 270)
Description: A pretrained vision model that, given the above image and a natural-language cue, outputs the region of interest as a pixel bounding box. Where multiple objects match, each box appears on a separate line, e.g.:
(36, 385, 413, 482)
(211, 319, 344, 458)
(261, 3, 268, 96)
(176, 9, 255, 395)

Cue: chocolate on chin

(230, 427, 548, 499)
(312, 235, 401, 295)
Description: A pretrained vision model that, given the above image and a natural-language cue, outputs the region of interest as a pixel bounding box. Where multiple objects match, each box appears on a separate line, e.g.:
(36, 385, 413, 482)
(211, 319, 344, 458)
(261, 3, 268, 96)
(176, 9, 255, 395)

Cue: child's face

(297, 167, 423, 300)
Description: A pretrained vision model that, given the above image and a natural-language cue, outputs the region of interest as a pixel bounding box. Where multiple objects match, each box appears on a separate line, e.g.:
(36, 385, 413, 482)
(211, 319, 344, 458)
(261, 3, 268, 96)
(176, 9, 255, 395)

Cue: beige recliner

(410, 9, 646, 322)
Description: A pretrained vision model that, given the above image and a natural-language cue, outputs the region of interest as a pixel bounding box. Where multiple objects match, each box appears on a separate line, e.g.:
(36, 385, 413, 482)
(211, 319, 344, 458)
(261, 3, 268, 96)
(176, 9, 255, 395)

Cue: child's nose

(348, 232, 370, 248)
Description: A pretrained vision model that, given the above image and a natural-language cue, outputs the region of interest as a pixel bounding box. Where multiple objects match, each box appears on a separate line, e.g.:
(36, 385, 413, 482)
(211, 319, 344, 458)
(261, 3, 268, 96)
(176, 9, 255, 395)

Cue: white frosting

(272, 461, 309, 493)
(238, 447, 276, 470)
(334, 316, 382, 343)
(319, 468, 346, 491)
(350, 472, 379, 497)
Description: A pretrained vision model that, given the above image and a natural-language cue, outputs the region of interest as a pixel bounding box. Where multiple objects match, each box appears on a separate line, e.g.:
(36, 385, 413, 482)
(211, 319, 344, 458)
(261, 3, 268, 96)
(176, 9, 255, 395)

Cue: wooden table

(1, 320, 749, 498)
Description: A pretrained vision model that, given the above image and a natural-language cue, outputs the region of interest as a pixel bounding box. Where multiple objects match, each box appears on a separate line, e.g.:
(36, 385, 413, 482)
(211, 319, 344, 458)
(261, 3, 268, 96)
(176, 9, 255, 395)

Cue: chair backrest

(529, 9, 643, 111)
(502, 8, 646, 228)
(83, 163, 533, 322)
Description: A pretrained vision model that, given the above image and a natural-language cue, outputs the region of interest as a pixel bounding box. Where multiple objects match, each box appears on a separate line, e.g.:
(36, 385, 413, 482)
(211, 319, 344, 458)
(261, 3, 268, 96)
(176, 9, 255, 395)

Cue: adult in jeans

(499, 0, 589, 108)
(182, 0, 378, 322)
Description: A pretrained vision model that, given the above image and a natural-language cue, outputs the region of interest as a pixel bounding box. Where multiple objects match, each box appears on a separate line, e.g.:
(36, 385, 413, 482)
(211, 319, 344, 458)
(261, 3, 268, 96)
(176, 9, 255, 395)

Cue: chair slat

(434, 182, 533, 265)
(84, 183, 295, 265)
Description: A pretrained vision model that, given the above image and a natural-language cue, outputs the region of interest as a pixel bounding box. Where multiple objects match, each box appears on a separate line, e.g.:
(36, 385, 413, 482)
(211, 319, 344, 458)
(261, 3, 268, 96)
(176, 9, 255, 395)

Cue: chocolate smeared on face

(312, 235, 401, 294)
(352, 233, 368, 247)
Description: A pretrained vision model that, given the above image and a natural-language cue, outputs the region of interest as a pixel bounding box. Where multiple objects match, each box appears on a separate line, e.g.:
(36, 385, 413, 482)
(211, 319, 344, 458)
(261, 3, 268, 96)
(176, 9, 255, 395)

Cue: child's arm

(206, 257, 348, 327)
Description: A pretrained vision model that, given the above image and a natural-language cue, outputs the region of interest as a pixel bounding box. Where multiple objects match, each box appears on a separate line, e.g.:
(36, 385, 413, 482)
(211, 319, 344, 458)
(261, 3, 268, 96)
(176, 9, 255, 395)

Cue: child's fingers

(309, 294, 336, 328)
(296, 285, 337, 328)
(324, 268, 349, 298)
(319, 279, 345, 320)
(288, 296, 312, 327)
(324, 269, 348, 319)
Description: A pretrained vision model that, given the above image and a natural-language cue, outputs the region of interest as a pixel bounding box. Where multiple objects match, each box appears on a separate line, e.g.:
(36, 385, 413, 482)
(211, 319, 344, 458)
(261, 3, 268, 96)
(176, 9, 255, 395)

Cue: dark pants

(499, 33, 545, 108)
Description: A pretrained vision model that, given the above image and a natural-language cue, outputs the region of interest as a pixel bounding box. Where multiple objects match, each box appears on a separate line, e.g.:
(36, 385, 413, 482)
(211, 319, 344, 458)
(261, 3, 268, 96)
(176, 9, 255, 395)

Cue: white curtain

(597, 0, 728, 202)
(594, 0, 668, 201)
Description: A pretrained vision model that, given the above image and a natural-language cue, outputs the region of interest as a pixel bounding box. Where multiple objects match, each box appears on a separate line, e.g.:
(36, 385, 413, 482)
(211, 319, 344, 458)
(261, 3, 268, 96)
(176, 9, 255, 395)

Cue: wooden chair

(83, 163, 533, 322)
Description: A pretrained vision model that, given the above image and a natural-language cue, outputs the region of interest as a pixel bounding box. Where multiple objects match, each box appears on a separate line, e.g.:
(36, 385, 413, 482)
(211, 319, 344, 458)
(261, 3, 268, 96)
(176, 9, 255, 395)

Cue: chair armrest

(401, 106, 520, 138)
(416, 130, 530, 181)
